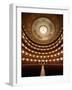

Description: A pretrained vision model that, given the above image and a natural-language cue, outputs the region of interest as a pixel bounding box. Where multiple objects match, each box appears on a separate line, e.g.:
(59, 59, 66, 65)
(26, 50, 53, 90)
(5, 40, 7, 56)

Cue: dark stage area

(22, 64, 63, 77)
(44, 64, 63, 76)
(22, 65, 41, 77)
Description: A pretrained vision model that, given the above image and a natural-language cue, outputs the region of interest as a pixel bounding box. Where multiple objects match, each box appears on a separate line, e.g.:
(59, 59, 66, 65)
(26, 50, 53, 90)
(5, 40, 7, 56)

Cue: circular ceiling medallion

(39, 25, 48, 35)
(32, 17, 56, 44)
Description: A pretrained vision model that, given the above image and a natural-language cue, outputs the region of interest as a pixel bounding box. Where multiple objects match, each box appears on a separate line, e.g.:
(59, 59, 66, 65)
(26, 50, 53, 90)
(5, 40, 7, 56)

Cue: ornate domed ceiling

(32, 17, 55, 44)
(22, 13, 63, 45)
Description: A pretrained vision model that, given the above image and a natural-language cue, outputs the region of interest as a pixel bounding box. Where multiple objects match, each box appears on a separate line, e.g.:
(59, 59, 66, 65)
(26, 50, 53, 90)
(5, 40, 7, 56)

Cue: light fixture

(40, 56, 43, 58)
(30, 59, 33, 62)
(51, 55, 53, 57)
(57, 52, 60, 55)
(39, 52, 41, 54)
(61, 44, 63, 47)
(22, 35, 24, 39)
(29, 54, 32, 56)
(28, 43, 30, 46)
(45, 60, 48, 62)
(56, 58, 59, 61)
(34, 59, 37, 62)
(45, 52, 48, 54)
(38, 60, 41, 62)
(42, 60, 44, 62)
(22, 43, 24, 47)
(49, 59, 51, 62)
(36, 55, 39, 58)
(53, 59, 55, 61)
(28, 49, 30, 52)
(22, 50, 24, 53)
(39, 25, 48, 35)
(32, 50, 34, 53)
(61, 51, 63, 54)
(33, 55, 35, 57)
(54, 54, 56, 56)
(60, 57, 63, 61)
(25, 39, 27, 43)
(25, 46, 27, 49)
(55, 49, 57, 52)
(26, 58, 29, 61)
(52, 51, 54, 53)
(43, 56, 46, 58)
(22, 58, 25, 61)
(59, 40, 61, 44)
(47, 56, 49, 57)
(56, 44, 58, 47)
(25, 52, 28, 55)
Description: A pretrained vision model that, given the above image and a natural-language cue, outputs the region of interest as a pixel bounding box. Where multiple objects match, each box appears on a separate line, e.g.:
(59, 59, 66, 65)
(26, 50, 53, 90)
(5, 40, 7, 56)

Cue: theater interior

(21, 13, 63, 77)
